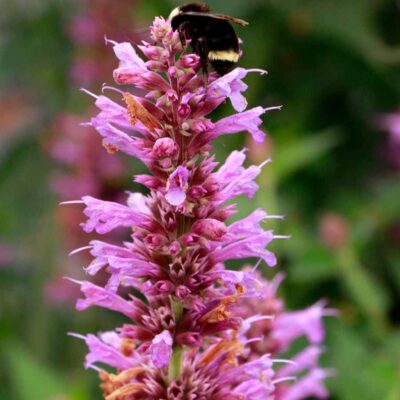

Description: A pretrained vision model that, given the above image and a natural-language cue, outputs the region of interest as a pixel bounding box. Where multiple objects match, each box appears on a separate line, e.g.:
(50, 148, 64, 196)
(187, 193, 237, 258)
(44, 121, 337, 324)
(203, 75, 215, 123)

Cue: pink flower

(208, 67, 267, 112)
(279, 368, 333, 400)
(150, 330, 173, 368)
(74, 280, 146, 320)
(272, 300, 337, 350)
(72, 333, 135, 370)
(165, 166, 190, 206)
(206, 106, 279, 144)
(80, 195, 152, 234)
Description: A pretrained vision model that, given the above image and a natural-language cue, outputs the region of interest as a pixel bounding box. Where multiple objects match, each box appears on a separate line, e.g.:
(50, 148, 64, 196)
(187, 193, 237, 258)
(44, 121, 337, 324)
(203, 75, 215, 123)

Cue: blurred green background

(1, 0, 400, 399)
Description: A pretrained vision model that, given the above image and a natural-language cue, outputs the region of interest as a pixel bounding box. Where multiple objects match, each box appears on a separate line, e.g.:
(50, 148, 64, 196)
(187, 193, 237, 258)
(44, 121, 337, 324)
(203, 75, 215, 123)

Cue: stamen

(104, 35, 118, 46)
(259, 158, 272, 169)
(101, 85, 125, 96)
(69, 246, 92, 256)
(252, 258, 263, 271)
(266, 215, 285, 220)
(245, 336, 263, 344)
(59, 200, 84, 205)
(247, 68, 268, 75)
(273, 376, 297, 385)
(272, 358, 297, 365)
(63, 277, 82, 285)
(80, 88, 98, 99)
(68, 332, 86, 340)
(264, 105, 283, 112)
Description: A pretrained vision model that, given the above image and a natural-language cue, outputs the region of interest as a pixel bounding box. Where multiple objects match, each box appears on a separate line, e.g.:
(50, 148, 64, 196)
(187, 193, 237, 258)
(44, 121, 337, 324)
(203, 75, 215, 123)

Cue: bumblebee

(168, 2, 248, 77)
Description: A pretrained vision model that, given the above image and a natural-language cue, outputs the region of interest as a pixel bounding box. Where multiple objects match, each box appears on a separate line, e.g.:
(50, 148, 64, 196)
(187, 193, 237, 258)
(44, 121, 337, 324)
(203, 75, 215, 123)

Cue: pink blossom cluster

(68, 16, 334, 399)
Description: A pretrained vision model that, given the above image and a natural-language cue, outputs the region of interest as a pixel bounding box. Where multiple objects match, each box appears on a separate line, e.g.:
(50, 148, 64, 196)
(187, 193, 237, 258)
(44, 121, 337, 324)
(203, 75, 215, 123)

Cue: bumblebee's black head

(168, 2, 246, 77)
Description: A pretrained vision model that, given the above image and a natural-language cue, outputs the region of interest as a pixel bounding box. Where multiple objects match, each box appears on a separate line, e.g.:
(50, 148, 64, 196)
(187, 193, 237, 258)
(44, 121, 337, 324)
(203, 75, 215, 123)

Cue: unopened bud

(177, 54, 200, 68)
(192, 218, 227, 241)
(153, 138, 178, 159)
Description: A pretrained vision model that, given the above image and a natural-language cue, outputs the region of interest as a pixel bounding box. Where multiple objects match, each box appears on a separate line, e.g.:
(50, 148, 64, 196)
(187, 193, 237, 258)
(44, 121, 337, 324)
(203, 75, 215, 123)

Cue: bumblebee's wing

(211, 13, 249, 26)
(182, 11, 249, 26)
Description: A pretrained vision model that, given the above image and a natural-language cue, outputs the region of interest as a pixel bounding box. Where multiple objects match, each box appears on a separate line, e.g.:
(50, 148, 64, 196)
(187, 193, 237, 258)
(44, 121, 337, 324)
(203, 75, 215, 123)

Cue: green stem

(337, 246, 388, 338)
(168, 347, 183, 383)
(171, 298, 183, 322)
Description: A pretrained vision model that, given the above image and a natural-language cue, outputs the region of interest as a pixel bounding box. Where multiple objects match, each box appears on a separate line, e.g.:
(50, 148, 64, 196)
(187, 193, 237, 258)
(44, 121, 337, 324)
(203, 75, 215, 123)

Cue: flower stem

(168, 346, 183, 383)
(171, 298, 183, 322)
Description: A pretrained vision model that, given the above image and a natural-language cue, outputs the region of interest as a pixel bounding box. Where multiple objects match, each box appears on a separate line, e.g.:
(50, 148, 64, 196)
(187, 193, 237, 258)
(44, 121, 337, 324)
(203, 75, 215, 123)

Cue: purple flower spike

(67, 14, 333, 400)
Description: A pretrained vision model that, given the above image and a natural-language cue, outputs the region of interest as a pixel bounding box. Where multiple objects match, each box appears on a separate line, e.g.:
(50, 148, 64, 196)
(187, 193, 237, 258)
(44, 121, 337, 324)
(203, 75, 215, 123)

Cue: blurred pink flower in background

(48, 113, 125, 200)
(319, 213, 350, 250)
(44, 275, 81, 305)
(0, 241, 15, 268)
(43, 0, 141, 306)
(378, 110, 400, 170)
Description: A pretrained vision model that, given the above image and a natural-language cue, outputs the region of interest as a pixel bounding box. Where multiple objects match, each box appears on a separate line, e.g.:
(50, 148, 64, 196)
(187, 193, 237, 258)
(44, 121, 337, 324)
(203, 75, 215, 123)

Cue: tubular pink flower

(80, 195, 152, 234)
(206, 106, 269, 144)
(207, 67, 267, 112)
(73, 333, 136, 370)
(89, 117, 151, 163)
(277, 345, 324, 376)
(272, 300, 335, 349)
(111, 41, 147, 71)
(165, 165, 190, 206)
(213, 231, 276, 266)
(74, 280, 147, 320)
(278, 368, 332, 400)
(150, 330, 173, 368)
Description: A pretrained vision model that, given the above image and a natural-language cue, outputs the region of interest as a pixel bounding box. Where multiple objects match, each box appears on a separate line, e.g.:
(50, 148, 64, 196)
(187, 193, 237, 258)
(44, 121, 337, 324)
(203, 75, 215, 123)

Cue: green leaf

(6, 345, 69, 400)
(329, 324, 399, 400)
(274, 129, 340, 181)
(290, 245, 337, 283)
(337, 247, 389, 336)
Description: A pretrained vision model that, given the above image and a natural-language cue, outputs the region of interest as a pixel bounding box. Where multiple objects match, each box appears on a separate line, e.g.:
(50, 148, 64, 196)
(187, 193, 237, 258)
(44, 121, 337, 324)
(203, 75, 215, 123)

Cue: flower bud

(153, 137, 179, 159)
(192, 218, 227, 240)
(138, 44, 163, 60)
(178, 103, 191, 119)
(177, 54, 200, 69)
(180, 233, 201, 246)
(153, 280, 174, 294)
(187, 185, 207, 199)
(150, 17, 170, 43)
(166, 89, 178, 102)
(175, 285, 190, 299)
(168, 66, 178, 78)
(144, 234, 166, 248)
(175, 331, 202, 346)
(168, 241, 181, 256)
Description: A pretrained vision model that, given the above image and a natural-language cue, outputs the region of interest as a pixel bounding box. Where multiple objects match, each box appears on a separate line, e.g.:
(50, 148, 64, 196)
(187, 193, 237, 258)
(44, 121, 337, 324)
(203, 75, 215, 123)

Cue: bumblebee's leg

(177, 22, 190, 48)
(195, 38, 209, 86)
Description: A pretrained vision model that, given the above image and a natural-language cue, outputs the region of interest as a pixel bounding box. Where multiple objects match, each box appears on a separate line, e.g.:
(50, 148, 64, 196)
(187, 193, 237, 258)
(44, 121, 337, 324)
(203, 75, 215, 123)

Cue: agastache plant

(67, 16, 335, 400)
